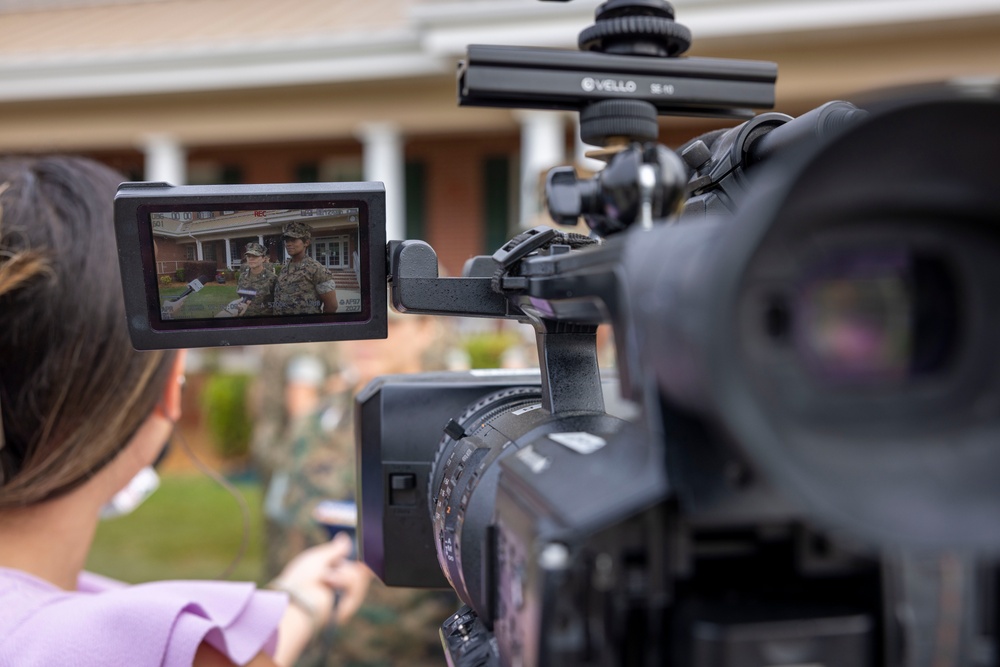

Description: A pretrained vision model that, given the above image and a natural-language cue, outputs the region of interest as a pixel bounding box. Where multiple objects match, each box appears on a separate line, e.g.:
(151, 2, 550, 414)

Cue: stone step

(328, 269, 360, 291)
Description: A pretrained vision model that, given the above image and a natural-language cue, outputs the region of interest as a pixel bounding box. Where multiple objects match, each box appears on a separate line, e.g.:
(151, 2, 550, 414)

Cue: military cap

(244, 242, 267, 256)
(282, 221, 313, 239)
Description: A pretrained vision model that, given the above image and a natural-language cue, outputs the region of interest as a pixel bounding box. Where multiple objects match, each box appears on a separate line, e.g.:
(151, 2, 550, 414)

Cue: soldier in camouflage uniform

(273, 221, 339, 315)
(237, 242, 277, 317)
(264, 312, 460, 667)
(250, 343, 343, 572)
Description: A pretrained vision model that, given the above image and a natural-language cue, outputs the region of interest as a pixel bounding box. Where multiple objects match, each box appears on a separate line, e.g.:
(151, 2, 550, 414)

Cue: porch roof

(2, 0, 998, 103)
(152, 209, 358, 239)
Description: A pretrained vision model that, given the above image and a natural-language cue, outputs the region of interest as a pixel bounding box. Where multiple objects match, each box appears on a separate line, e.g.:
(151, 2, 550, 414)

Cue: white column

(141, 134, 187, 185)
(574, 115, 607, 175)
(195, 239, 203, 261)
(358, 122, 404, 243)
(516, 110, 567, 227)
(224, 238, 232, 270)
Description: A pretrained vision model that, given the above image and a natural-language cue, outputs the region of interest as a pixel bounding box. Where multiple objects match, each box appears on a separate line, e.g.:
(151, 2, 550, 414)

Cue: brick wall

(155, 238, 190, 276)
(410, 132, 518, 277)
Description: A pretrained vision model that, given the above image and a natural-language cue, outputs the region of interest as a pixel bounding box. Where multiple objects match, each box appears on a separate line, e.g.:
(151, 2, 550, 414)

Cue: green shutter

(483, 156, 511, 253)
(405, 161, 426, 240)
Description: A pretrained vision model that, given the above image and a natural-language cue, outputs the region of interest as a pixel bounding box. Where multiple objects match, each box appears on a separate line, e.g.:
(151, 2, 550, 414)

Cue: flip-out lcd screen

(115, 182, 387, 349)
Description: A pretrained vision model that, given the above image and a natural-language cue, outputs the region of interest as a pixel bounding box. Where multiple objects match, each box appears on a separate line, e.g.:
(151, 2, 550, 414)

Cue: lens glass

(795, 249, 957, 386)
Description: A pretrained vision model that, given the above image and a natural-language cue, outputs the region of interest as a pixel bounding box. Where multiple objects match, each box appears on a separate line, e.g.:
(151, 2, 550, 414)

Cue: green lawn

(160, 283, 239, 319)
(87, 473, 265, 584)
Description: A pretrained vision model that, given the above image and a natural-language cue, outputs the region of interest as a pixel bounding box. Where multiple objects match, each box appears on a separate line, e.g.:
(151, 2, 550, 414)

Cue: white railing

(156, 260, 185, 275)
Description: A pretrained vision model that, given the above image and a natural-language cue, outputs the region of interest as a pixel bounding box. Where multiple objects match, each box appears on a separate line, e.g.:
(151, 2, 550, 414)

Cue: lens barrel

(429, 387, 544, 613)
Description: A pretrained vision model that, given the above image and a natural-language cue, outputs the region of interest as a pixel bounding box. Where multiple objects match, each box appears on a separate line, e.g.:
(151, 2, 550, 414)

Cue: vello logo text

(581, 77, 637, 94)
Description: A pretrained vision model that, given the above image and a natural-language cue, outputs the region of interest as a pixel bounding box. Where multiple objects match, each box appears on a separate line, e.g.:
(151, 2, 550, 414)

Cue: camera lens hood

(629, 83, 1000, 552)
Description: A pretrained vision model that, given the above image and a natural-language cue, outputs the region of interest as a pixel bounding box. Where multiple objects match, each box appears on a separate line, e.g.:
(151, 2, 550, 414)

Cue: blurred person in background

(0, 156, 369, 667)
(264, 310, 465, 667)
(251, 342, 343, 576)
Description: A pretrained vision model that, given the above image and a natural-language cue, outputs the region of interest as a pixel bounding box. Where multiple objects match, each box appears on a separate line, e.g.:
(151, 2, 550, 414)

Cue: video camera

(114, 1, 1000, 665)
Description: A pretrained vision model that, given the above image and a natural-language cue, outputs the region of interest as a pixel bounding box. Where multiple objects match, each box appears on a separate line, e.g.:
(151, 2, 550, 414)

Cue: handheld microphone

(217, 289, 260, 317)
(168, 275, 210, 302)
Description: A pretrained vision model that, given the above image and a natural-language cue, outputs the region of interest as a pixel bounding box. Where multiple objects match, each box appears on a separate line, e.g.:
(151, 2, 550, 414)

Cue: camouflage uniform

(273, 256, 338, 315)
(251, 343, 342, 571)
(265, 388, 457, 667)
(237, 265, 277, 317)
(262, 391, 352, 575)
(252, 346, 338, 463)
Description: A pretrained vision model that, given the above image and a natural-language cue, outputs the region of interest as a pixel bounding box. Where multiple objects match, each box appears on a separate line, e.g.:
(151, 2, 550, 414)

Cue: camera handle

(390, 120, 687, 418)
(389, 232, 608, 415)
(391, 0, 697, 415)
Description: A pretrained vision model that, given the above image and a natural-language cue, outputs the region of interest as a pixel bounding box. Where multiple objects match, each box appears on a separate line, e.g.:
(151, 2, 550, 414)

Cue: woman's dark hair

(0, 156, 176, 507)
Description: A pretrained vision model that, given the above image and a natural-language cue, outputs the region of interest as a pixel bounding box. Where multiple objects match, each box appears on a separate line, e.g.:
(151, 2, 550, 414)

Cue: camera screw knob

(680, 140, 712, 171)
(580, 99, 659, 146)
(579, 0, 692, 57)
(546, 167, 588, 226)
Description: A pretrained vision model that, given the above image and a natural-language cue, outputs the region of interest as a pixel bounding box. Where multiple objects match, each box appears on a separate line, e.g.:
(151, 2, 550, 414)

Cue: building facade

(152, 207, 361, 286)
(1, 0, 998, 275)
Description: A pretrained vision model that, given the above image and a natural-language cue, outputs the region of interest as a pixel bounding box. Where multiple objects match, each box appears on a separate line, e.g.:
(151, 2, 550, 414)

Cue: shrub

(175, 267, 186, 282)
(159, 275, 173, 285)
(199, 373, 253, 460)
(462, 331, 522, 369)
(181, 261, 219, 285)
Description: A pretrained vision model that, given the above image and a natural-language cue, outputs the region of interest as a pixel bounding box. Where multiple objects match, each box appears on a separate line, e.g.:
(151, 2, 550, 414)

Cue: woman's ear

(157, 350, 187, 423)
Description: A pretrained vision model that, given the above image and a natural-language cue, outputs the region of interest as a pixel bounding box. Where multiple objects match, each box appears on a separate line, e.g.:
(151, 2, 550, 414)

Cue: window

(295, 163, 320, 183)
(318, 157, 363, 182)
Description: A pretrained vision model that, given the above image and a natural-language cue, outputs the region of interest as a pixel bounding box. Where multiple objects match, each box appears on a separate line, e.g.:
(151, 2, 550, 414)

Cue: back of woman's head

(0, 156, 175, 508)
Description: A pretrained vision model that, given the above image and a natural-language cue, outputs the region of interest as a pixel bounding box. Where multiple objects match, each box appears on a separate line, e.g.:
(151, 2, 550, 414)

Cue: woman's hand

(326, 559, 372, 624)
(271, 532, 354, 627)
(269, 533, 374, 667)
(161, 295, 187, 318)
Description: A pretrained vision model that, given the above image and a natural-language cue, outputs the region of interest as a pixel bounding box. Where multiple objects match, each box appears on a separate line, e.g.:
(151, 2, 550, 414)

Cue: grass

(159, 283, 239, 319)
(86, 472, 265, 584)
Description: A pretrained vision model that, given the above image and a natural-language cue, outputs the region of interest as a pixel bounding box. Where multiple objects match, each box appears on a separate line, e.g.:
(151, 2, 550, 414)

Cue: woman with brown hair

(0, 156, 369, 666)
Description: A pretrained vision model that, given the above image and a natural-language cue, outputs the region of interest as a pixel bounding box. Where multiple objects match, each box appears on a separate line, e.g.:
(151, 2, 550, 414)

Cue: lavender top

(0, 568, 286, 666)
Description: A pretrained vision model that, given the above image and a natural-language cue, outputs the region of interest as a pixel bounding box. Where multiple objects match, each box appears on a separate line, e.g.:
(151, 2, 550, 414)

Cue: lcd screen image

(152, 207, 363, 321)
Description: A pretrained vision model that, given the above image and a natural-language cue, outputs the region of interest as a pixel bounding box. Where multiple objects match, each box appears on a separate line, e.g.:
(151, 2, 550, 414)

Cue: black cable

(173, 428, 252, 581)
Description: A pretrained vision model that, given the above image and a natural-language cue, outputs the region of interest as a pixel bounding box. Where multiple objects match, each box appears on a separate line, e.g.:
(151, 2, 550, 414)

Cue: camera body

(113, 1, 1000, 665)
(356, 369, 641, 591)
